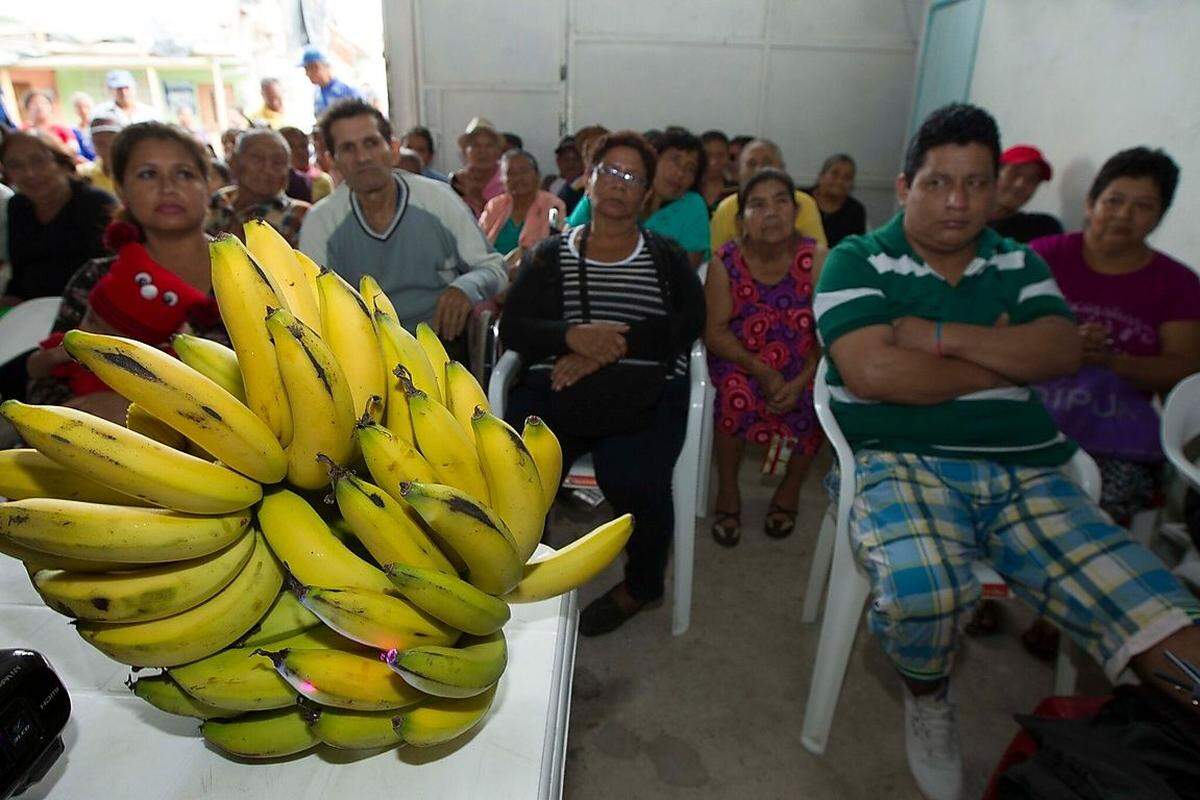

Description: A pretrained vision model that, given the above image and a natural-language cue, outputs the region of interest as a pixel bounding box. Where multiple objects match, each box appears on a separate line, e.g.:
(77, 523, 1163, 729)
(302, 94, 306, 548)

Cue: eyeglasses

(593, 163, 648, 189)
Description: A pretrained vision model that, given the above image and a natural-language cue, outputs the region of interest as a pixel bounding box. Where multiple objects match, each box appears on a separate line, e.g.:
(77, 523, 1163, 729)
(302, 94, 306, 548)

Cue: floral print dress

(707, 238, 822, 453)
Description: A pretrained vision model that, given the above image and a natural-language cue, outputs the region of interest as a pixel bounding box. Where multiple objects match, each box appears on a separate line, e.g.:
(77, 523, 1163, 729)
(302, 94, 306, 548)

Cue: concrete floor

(549, 448, 1111, 800)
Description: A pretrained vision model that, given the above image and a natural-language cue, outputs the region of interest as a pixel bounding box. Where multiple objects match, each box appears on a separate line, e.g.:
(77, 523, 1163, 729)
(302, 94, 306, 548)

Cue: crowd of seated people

(3, 90, 1200, 800)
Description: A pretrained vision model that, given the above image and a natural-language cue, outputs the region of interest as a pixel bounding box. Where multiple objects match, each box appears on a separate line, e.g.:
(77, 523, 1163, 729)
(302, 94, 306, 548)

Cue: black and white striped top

(533, 227, 688, 377)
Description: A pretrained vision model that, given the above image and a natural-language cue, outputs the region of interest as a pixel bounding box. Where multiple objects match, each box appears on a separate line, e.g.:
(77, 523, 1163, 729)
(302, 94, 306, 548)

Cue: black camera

(0, 650, 70, 800)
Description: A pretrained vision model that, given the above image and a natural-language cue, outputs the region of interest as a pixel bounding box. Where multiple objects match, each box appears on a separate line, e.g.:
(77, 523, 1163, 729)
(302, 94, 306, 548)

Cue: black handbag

(523, 228, 672, 437)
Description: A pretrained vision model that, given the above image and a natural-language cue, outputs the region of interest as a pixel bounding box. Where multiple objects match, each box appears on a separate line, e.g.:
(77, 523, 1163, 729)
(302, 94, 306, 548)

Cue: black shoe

(580, 586, 648, 637)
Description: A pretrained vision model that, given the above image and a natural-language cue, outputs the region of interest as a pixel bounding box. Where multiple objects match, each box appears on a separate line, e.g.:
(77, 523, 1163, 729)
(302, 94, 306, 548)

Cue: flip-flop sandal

(1020, 619, 1060, 663)
(711, 510, 741, 548)
(764, 503, 797, 539)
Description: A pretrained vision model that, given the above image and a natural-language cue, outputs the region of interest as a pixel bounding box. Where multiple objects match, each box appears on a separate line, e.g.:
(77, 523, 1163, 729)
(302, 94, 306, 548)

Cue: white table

(0, 548, 578, 800)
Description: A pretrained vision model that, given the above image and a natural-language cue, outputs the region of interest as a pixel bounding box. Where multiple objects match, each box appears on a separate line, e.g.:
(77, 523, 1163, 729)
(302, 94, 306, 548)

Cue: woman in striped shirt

(500, 130, 705, 636)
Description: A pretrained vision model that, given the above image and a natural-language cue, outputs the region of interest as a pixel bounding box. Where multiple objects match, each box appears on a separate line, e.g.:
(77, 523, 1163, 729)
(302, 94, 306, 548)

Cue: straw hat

(457, 116, 501, 150)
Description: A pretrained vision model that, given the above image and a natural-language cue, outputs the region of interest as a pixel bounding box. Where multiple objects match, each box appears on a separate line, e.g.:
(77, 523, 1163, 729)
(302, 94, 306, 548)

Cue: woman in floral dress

(704, 169, 826, 545)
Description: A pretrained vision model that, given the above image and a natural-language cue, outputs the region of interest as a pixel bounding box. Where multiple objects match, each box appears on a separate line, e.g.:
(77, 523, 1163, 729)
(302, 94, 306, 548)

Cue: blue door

(908, 0, 987, 138)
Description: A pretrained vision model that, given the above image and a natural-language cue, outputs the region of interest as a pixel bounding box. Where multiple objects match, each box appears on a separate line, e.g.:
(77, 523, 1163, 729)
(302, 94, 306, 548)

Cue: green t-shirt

(814, 213, 1076, 466)
(494, 218, 522, 255)
(566, 191, 711, 259)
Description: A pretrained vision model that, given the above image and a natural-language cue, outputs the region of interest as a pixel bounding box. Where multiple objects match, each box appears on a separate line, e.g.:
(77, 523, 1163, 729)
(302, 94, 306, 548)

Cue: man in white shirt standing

(90, 71, 159, 126)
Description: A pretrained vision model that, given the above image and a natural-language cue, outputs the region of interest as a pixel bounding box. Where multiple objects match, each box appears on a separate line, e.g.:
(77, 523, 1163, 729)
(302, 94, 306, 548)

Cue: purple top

(1030, 232, 1200, 356)
(1031, 231, 1200, 462)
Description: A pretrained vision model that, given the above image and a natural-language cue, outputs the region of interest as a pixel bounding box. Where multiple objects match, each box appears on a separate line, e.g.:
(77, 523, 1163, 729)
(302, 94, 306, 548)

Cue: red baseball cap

(1000, 145, 1053, 181)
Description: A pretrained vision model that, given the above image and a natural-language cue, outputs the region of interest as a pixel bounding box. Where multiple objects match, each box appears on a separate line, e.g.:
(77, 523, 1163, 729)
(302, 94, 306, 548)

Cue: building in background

(0, 0, 385, 145)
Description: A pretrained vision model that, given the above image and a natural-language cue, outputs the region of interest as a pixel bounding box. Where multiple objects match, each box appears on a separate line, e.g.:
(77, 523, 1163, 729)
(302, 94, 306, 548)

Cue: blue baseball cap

(106, 69, 135, 89)
(299, 46, 327, 67)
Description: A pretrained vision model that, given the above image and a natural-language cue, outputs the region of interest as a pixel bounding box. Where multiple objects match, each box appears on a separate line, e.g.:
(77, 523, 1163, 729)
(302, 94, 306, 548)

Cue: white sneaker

(903, 682, 963, 800)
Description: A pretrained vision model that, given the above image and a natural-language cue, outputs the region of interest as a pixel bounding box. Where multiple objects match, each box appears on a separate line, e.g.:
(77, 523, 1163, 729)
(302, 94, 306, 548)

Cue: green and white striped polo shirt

(814, 213, 1076, 466)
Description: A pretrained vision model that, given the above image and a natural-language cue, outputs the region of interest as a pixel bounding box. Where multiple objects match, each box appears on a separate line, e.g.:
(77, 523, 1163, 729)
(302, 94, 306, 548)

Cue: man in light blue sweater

(298, 100, 505, 342)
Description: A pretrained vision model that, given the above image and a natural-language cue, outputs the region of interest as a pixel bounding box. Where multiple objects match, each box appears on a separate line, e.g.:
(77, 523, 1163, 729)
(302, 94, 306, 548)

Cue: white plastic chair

(0, 297, 62, 379)
(488, 341, 715, 636)
(800, 358, 1099, 756)
(1161, 373, 1200, 492)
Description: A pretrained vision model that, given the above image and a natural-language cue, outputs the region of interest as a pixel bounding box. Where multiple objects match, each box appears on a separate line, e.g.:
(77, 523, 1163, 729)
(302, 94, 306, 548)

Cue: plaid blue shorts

(840, 451, 1200, 682)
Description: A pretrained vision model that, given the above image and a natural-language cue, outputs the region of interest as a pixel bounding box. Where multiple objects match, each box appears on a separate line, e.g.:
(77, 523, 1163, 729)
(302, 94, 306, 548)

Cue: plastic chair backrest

(1161, 373, 1200, 490)
(0, 297, 61, 370)
(813, 359, 860, 535)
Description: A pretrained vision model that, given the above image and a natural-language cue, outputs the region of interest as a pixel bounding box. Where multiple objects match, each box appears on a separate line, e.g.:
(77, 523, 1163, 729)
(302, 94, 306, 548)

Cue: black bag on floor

(997, 685, 1200, 800)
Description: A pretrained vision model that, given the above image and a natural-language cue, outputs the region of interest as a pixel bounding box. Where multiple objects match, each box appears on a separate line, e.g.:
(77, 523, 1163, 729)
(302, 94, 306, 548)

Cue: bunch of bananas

(0, 221, 633, 759)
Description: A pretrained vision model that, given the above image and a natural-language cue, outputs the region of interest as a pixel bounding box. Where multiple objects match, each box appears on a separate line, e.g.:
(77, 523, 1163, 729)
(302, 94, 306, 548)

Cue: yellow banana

(129, 673, 237, 719)
(292, 249, 324, 318)
(257, 489, 394, 593)
(238, 589, 321, 648)
(473, 409, 545, 562)
(414, 322, 450, 403)
(201, 707, 319, 759)
(407, 388, 489, 502)
(254, 647, 426, 711)
(125, 402, 186, 449)
(400, 482, 521, 595)
(306, 706, 404, 750)
(211, 234, 292, 445)
(317, 269, 386, 424)
(266, 307, 357, 489)
(522, 416, 562, 515)
(171, 333, 246, 403)
(64, 330, 287, 483)
(0, 448, 148, 506)
(357, 415, 438, 496)
(387, 630, 506, 698)
(375, 310, 441, 402)
(293, 583, 459, 651)
(0, 497, 251, 563)
(384, 563, 510, 636)
(170, 626, 354, 712)
(331, 467, 456, 575)
(359, 274, 398, 320)
(0, 536, 133, 574)
(396, 683, 497, 747)
(0, 401, 262, 514)
(244, 220, 322, 334)
(76, 531, 282, 667)
(33, 530, 255, 622)
(445, 361, 488, 445)
(378, 337, 413, 441)
(505, 514, 634, 603)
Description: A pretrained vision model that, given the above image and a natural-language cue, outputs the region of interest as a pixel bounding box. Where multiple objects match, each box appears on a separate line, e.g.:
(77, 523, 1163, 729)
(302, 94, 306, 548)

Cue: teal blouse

(565, 191, 711, 259)
(494, 218, 522, 255)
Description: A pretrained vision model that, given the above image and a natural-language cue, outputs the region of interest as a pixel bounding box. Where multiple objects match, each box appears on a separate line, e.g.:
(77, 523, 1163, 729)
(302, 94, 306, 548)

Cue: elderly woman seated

(478, 149, 566, 275)
(500, 130, 705, 636)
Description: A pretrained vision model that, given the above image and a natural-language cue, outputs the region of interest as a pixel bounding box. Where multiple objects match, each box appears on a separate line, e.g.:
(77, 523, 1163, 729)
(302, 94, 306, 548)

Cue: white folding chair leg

(800, 524, 871, 755)
(1053, 636, 1078, 696)
(802, 507, 836, 623)
(695, 383, 716, 517)
(671, 434, 699, 637)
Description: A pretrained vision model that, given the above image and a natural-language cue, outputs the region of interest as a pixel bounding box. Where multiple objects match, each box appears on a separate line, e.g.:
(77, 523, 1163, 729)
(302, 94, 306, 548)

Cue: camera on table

(0, 650, 70, 800)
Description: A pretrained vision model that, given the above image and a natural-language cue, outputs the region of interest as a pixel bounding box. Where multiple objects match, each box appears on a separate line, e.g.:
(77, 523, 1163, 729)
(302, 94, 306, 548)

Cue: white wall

(568, 0, 924, 225)
(969, 0, 1199, 263)
(385, 0, 927, 227)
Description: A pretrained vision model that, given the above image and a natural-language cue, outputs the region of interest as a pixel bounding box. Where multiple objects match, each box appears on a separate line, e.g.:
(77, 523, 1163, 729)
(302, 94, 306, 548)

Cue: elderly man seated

(813, 103, 1200, 800)
(204, 127, 310, 247)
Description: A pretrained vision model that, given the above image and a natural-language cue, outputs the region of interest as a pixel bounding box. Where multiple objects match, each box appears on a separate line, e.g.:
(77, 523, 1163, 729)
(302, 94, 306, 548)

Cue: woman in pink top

(478, 149, 565, 276)
(1022, 147, 1200, 656)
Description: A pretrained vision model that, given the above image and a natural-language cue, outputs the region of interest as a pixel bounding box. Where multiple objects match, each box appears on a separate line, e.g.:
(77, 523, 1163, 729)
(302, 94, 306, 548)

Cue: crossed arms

(829, 315, 1082, 406)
